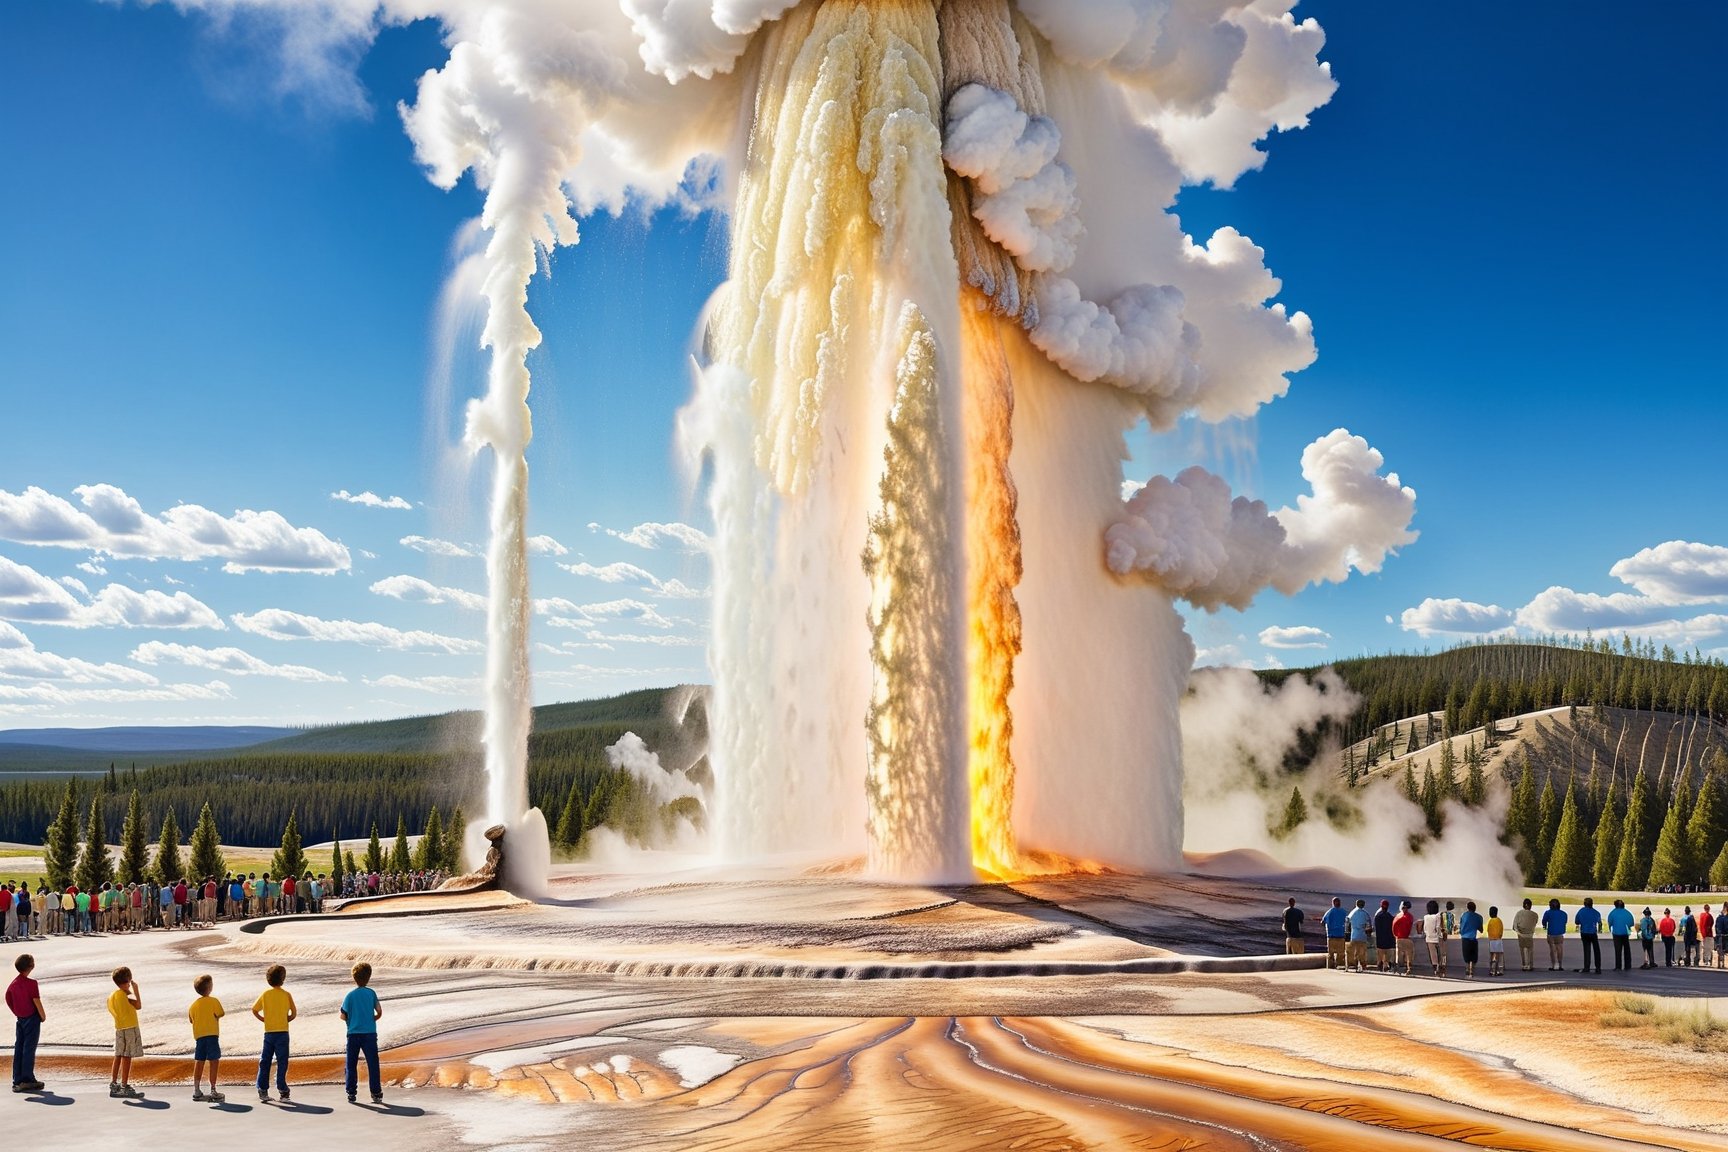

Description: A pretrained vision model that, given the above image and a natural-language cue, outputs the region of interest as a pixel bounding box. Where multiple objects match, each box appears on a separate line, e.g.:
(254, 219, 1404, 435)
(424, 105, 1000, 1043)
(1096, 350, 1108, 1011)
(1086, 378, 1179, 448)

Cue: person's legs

(14, 1015, 39, 1086)
(362, 1033, 381, 1099)
(276, 1035, 290, 1096)
(257, 1035, 275, 1096)
(1663, 937, 1675, 966)
(1548, 937, 1564, 970)
(345, 1033, 360, 1099)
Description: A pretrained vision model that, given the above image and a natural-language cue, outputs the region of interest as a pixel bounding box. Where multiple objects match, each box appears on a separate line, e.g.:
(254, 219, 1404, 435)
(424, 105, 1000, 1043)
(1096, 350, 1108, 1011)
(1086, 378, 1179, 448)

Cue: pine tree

(1612, 771, 1659, 891)
(1545, 785, 1593, 888)
(1712, 839, 1728, 890)
(1419, 763, 1442, 837)
(1278, 786, 1308, 837)
(363, 823, 384, 874)
(345, 849, 359, 879)
(413, 806, 443, 870)
(390, 814, 412, 873)
(1534, 779, 1560, 881)
(445, 806, 467, 871)
(189, 801, 225, 882)
(1462, 752, 1487, 808)
(1647, 779, 1697, 889)
(331, 840, 346, 888)
(555, 782, 585, 850)
(152, 807, 184, 885)
(1505, 756, 1537, 873)
(1592, 786, 1621, 888)
(118, 789, 151, 886)
(43, 780, 81, 890)
(1438, 739, 1460, 801)
(1405, 724, 1419, 756)
(74, 797, 115, 893)
(272, 811, 306, 880)
(1685, 773, 1727, 874)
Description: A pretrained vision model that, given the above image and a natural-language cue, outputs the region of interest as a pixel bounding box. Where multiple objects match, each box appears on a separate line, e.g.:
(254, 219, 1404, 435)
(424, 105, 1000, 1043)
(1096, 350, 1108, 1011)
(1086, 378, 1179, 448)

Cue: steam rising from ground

(1183, 668, 1520, 898)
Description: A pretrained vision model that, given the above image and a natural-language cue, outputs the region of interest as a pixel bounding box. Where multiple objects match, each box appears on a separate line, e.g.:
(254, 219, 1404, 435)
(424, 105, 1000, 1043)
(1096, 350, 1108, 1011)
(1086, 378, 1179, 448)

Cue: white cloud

(1258, 624, 1330, 650)
(0, 622, 159, 685)
(586, 632, 704, 647)
(130, 641, 345, 683)
(526, 534, 569, 556)
(400, 534, 477, 559)
(1400, 597, 1516, 638)
(1514, 587, 1674, 634)
(540, 597, 675, 629)
(1607, 541, 1728, 604)
(0, 483, 349, 572)
(76, 560, 107, 576)
(589, 520, 711, 553)
(369, 574, 487, 612)
(0, 555, 223, 630)
(331, 489, 413, 510)
(0, 680, 233, 706)
(365, 674, 481, 696)
(560, 560, 709, 600)
(231, 608, 481, 653)
(656, 578, 708, 600)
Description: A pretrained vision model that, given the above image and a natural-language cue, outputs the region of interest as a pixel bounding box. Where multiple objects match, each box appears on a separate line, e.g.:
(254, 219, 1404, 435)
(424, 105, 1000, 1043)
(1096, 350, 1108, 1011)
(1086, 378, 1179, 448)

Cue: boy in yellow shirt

(106, 967, 143, 1099)
(189, 974, 226, 1103)
(1486, 906, 1506, 977)
(251, 964, 297, 1103)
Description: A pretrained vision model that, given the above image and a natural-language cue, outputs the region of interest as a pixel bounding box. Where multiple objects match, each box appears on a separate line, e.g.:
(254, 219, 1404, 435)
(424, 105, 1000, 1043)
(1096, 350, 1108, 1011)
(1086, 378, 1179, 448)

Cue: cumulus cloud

(590, 521, 711, 553)
(1607, 540, 1728, 604)
(0, 555, 224, 630)
(526, 534, 569, 556)
(1399, 598, 1516, 638)
(369, 574, 487, 611)
(231, 608, 481, 653)
(541, 597, 676, 630)
(1515, 587, 1675, 634)
(560, 560, 708, 600)
(0, 622, 160, 685)
(400, 534, 477, 559)
(331, 489, 412, 510)
(1107, 429, 1416, 610)
(1259, 625, 1329, 650)
(130, 641, 345, 682)
(0, 484, 349, 573)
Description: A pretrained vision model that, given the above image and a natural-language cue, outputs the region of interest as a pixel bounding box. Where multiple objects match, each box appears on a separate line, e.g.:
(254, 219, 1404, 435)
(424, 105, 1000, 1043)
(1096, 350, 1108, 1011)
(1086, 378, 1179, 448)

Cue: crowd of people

(8, 954, 388, 1105)
(0, 869, 450, 942)
(1284, 895, 1728, 977)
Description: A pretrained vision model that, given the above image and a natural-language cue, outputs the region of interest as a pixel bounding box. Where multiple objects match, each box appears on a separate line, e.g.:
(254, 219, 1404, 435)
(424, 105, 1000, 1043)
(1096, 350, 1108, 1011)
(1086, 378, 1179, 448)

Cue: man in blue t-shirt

(1574, 897, 1603, 975)
(1322, 898, 1350, 970)
(1606, 898, 1636, 972)
(1458, 901, 1485, 978)
(1346, 900, 1371, 972)
(1541, 898, 1569, 972)
(339, 962, 384, 1105)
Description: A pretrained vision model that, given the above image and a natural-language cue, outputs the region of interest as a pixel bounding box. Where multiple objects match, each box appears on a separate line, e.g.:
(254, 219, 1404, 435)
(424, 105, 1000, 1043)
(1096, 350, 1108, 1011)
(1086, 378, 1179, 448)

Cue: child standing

(107, 967, 144, 1099)
(1485, 906, 1505, 976)
(8, 954, 45, 1093)
(251, 964, 297, 1102)
(189, 974, 226, 1103)
(339, 962, 384, 1105)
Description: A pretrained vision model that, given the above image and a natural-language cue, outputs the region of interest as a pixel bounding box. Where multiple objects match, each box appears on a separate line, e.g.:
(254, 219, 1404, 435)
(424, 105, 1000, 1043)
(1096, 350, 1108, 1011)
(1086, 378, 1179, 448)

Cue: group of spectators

(1286, 895, 1728, 977)
(0, 868, 449, 942)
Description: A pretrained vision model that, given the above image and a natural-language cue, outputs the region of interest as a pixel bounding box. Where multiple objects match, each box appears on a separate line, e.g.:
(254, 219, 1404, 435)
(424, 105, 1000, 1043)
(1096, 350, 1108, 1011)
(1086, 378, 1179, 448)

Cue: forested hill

(0, 686, 709, 853)
(1261, 639, 1728, 750)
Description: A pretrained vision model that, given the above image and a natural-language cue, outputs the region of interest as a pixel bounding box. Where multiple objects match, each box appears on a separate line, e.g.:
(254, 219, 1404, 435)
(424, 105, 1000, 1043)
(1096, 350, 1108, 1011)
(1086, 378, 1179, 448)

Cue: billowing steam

(130, 0, 1414, 884)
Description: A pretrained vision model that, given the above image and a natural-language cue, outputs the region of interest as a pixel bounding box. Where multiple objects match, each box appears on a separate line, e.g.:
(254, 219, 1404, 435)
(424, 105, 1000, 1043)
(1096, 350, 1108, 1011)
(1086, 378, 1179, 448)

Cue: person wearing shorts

(1281, 898, 1305, 955)
(106, 967, 143, 1099)
(1512, 899, 1539, 972)
(1392, 901, 1415, 975)
(1542, 898, 1568, 971)
(1458, 901, 1484, 978)
(1322, 898, 1349, 970)
(189, 973, 226, 1103)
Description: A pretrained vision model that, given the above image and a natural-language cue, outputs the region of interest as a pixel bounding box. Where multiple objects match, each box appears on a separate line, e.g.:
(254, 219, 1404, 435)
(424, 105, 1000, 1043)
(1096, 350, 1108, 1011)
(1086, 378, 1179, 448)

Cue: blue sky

(1, 2, 1724, 727)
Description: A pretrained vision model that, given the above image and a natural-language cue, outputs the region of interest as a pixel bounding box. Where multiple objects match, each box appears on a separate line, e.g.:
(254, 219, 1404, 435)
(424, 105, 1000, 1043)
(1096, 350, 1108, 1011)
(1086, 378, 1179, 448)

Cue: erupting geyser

(385, 0, 1419, 887)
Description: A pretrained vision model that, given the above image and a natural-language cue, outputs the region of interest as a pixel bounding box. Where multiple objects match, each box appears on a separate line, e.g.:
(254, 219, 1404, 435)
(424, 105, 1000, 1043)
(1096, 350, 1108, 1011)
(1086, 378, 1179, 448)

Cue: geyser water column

(697, 0, 971, 882)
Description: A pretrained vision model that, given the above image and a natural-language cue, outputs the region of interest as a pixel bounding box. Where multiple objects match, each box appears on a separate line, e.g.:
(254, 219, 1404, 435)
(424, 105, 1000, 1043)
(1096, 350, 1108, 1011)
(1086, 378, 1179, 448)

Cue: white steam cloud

(606, 730, 703, 806)
(1108, 429, 1417, 610)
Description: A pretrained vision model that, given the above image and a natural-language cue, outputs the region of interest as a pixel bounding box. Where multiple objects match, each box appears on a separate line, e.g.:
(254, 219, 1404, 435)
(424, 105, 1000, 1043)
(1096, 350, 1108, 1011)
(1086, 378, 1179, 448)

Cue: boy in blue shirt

(1541, 898, 1568, 971)
(1606, 899, 1635, 972)
(340, 962, 384, 1105)
(1574, 897, 1603, 975)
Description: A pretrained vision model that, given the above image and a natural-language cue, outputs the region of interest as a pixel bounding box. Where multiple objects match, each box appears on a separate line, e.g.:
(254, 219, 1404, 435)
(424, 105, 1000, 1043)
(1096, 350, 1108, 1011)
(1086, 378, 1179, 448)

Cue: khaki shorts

(1395, 939, 1415, 965)
(1346, 940, 1367, 966)
(1284, 938, 1305, 954)
(114, 1026, 143, 1058)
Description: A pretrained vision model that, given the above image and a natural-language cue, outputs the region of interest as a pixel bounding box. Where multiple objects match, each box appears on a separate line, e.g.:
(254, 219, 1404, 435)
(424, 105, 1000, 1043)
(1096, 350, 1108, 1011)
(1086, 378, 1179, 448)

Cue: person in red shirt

(282, 873, 297, 916)
(1701, 905, 1716, 968)
(173, 880, 190, 929)
(1391, 900, 1415, 976)
(1657, 909, 1678, 967)
(8, 953, 46, 1093)
(202, 878, 217, 925)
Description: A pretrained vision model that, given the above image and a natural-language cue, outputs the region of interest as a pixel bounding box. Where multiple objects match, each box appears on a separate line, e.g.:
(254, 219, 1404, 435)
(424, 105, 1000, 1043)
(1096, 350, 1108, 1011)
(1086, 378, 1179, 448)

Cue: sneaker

(24, 1081, 44, 1092)
(210, 1091, 226, 1104)
(347, 1093, 357, 1104)
(10, 1084, 27, 1094)
(371, 1095, 384, 1105)
(279, 1090, 291, 1103)
(120, 1085, 144, 1099)
(259, 1090, 270, 1103)
(110, 1082, 124, 1098)
(193, 1090, 210, 1102)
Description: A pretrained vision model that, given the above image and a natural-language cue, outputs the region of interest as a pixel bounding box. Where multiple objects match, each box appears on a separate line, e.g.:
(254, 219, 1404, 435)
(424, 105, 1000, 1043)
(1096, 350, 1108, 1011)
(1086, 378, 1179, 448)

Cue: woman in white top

(1423, 900, 1446, 976)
